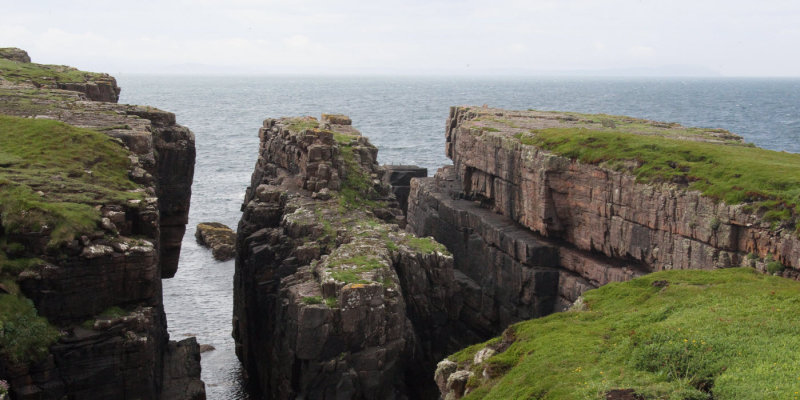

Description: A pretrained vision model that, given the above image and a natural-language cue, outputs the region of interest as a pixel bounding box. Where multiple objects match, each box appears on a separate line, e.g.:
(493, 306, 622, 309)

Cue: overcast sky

(2, 0, 799, 76)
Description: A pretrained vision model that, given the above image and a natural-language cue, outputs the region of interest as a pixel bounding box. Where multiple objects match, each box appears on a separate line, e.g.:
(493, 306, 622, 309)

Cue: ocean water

(116, 75, 800, 399)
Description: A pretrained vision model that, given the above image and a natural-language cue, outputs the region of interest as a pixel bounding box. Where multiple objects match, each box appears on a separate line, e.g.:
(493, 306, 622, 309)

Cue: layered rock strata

(234, 115, 465, 398)
(443, 106, 800, 273)
(408, 107, 800, 398)
(408, 105, 800, 324)
(0, 53, 201, 399)
(407, 166, 644, 313)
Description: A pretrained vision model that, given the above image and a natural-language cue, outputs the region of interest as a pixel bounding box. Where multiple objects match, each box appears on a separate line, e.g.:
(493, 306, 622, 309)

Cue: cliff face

(407, 107, 800, 398)
(406, 106, 800, 343)
(442, 107, 800, 273)
(0, 51, 200, 399)
(234, 115, 464, 399)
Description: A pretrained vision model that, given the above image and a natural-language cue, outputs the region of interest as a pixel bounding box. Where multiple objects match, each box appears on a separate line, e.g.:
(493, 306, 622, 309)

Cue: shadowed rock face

(0, 55, 200, 399)
(235, 115, 464, 399)
(381, 165, 427, 215)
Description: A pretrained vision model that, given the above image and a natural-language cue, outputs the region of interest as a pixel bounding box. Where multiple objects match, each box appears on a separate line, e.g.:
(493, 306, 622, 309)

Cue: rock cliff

(403, 106, 800, 397)
(437, 106, 800, 274)
(0, 51, 200, 399)
(234, 114, 468, 398)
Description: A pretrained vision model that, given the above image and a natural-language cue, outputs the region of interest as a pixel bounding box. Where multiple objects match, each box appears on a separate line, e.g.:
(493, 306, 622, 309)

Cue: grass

(0, 115, 142, 247)
(449, 268, 800, 399)
(0, 58, 108, 86)
(327, 254, 384, 284)
(517, 128, 800, 231)
(334, 133, 384, 210)
(0, 283, 60, 365)
(301, 296, 323, 305)
(285, 117, 320, 133)
(407, 236, 449, 255)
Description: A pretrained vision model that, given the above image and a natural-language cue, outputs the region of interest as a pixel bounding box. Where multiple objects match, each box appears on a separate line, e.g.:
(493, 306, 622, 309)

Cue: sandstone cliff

(0, 51, 201, 399)
(403, 106, 800, 397)
(234, 114, 471, 398)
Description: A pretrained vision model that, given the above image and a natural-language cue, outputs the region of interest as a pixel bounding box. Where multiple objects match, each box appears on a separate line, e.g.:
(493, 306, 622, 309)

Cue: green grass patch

(517, 128, 800, 230)
(285, 117, 320, 133)
(451, 268, 800, 399)
(0, 290, 60, 364)
(335, 134, 384, 210)
(301, 296, 323, 305)
(0, 115, 142, 246)
(325, 297, 338, 308)
(0, 58, 108, 86)
(327, 254, 384, 284)
(407, 236, 449, 255)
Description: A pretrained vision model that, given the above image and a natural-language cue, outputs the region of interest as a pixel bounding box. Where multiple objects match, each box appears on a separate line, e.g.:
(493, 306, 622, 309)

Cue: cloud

(628, 45, 656, 59)
(283, 35, 311, 49)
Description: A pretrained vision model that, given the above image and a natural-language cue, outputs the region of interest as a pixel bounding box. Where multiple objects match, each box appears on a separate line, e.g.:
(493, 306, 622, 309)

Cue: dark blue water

(116, 75, 800, 399)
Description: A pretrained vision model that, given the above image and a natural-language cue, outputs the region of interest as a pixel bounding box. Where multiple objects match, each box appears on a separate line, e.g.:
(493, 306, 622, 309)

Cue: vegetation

(333, 132, 384, 210)
(516, 128, 800, 231)
(0, 282, 60, 364)
(407, 236, 449, 255)
(327, 254, 384, 284)
(0, 58, 108, 86)
(285, 117, 319, 133)
(449, 268, 800, 399)
(301, 296, 323, 305)
(0, 115, 142, 247)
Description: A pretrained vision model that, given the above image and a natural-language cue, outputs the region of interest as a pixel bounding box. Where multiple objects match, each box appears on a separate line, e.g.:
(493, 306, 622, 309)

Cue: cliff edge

(0, 49, 201, 399)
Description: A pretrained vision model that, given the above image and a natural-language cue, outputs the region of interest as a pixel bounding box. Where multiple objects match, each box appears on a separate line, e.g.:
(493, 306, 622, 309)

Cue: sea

(116, 75, 800, 399)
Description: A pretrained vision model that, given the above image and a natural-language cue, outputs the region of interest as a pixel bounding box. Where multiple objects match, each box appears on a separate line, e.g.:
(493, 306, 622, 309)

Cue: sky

(1, 0, 799, 77)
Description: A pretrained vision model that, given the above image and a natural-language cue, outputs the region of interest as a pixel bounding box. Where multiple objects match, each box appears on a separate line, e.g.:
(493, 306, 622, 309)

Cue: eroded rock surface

(196, 222, 236, 261)
(234, 115, 460, 399)
(0, 54, 201, 399)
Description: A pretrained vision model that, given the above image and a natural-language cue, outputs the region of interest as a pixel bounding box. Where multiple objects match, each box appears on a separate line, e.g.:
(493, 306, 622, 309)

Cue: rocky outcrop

(196, 222, 236, 261)
(0, 55, 200, 399)
(0, 48, 120, 102)
(0, 80, 195, 279)
(234, 115, 464, 399)
(0, 48, 31, 63)
(381, 165, 427, 215)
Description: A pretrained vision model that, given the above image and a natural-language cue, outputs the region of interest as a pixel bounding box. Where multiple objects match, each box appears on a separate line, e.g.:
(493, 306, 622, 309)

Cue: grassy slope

(0, 58, 108, 86)
(450, 268, 800, 399)
(517, 128, 800, 230)
(0, 115, 141, 246)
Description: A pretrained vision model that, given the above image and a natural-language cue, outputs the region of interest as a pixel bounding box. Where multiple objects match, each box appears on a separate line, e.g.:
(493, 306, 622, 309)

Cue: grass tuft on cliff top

(517, 128, 800, 230)
(0, 115, 142, 246)
(449, 268, 800, 399)
(0, 58, 109, 86)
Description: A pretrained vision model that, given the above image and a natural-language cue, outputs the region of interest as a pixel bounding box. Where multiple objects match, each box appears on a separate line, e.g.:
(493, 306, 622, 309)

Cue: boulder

(195, 222, 236, 261)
